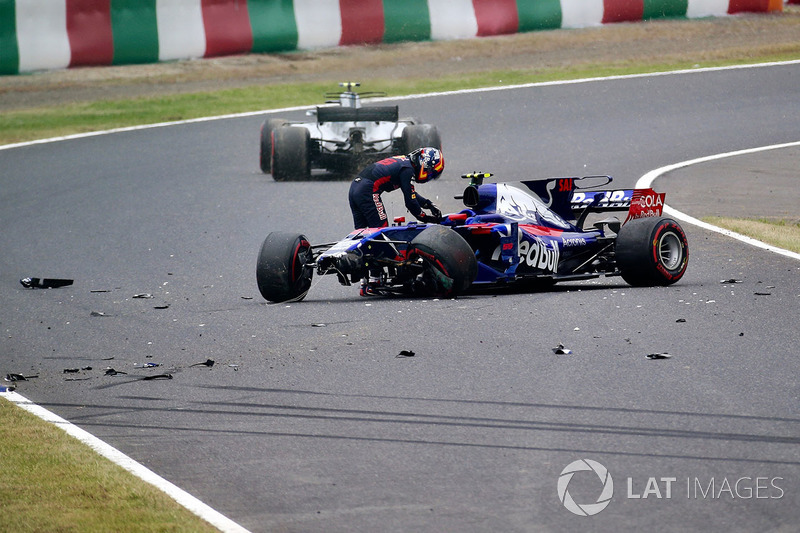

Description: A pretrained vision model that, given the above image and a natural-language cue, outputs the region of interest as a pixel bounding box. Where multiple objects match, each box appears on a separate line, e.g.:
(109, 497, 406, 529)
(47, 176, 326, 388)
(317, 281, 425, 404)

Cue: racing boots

(359, 277, 382, 297)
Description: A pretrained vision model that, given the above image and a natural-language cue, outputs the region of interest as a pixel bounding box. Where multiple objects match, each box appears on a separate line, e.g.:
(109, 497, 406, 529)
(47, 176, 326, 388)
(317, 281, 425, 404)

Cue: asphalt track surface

(2, 63, 799, 532)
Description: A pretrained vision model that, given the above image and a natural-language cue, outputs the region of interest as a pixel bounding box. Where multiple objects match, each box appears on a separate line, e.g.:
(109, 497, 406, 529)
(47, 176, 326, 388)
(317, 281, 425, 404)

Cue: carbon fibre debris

(5, 373, 38, 381)
(20, 277, 73, 289)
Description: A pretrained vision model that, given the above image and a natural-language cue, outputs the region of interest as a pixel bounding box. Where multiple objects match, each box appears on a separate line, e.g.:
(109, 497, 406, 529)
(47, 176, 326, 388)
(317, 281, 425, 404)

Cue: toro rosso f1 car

(260, 82, 442, 181)
(256, 173, 688, 302)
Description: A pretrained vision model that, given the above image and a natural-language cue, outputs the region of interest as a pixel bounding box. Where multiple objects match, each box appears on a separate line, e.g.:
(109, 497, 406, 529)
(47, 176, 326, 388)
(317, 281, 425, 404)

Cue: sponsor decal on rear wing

(570, 189, 635, 210)
(570, 188, 664, 221)
(624, 188, 665, 222)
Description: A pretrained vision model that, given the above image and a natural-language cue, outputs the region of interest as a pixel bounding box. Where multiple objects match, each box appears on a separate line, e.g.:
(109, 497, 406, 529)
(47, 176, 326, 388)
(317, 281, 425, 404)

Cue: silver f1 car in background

(260, 82, 442, 180)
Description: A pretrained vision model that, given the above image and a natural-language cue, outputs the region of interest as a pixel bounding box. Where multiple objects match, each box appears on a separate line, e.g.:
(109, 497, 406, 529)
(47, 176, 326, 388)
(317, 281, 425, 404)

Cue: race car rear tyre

(256, 232, 314, 302)
(259, 118, 287, 174)
(616, 217, 688, 286)
(272, 126, 311, 181)
(401, 124, 442, 152)
(409, 225, 477, 297)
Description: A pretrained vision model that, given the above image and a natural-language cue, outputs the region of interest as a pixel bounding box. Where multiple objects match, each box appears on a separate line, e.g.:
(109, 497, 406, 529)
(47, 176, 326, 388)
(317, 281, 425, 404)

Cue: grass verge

(702, 217, 800, 254)
(0, 397, 219, 533)
(1, 51, 798, 146)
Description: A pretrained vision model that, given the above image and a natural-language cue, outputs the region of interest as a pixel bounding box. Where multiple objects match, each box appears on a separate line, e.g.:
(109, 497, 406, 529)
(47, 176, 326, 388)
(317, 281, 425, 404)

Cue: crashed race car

(260, 82, 442, 181)
(256, 173, 689, 302)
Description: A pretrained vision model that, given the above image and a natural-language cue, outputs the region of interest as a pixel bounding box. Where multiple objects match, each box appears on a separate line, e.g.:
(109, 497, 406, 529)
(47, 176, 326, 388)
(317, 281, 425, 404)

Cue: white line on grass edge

(636, 141, 800, 262)
(2, 60, 798, 530)
(1, 59, 798, 152)
(0, 390, 251, 533)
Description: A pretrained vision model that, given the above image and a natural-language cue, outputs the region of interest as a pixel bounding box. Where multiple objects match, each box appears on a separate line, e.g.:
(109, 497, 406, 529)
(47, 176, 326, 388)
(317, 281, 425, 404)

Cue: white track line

(2, 59, 798, 152)
(636, 141, 800, 262)
(0, 390, 251, 533)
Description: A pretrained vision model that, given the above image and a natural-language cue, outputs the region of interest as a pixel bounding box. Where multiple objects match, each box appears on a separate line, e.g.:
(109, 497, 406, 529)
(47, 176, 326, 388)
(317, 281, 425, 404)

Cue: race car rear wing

(521, 176, 664, 224)
(460, 173, 664, 225)
(316, 105, 399, 123)
(459, 173, 664, 226)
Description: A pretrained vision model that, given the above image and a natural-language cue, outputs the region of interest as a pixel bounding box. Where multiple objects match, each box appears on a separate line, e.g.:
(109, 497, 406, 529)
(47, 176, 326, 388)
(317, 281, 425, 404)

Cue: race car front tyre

(616, 217, 688, 286)
(272, 126, 311, 181)
(259, 118, 287, 174)
(401, 124, 442, 153)
(409, 225, 477, 297)
(256, 232, 314, 302)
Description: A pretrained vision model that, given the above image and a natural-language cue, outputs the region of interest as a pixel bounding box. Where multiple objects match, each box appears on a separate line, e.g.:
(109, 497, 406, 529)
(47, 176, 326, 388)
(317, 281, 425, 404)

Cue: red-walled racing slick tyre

(259, 117, 287, 174)
(256, 232, 314, 303)
(615, 217, 689, 286)
(271, 127, 311, 181)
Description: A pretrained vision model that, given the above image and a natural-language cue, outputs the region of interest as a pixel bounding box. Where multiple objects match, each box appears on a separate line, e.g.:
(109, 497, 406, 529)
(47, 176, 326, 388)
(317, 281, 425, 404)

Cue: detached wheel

(410, 225, 477, 297)
(272, 126, 311, 181)
(259, 118, 287, 174)
(256, 232, 314, 302)
(616, 217, 688, 286)
(401, 124, 442, 152)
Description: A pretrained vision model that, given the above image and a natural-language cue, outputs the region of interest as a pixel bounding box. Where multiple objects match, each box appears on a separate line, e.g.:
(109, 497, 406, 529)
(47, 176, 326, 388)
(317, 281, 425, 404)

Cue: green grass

(0, 398, 220, 532)
(703, 217, 800, 253)
(2, 50, 798, 146)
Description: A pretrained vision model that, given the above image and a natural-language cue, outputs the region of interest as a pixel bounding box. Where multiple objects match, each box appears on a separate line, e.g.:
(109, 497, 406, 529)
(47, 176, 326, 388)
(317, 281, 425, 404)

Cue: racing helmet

(411, 147, 444, 183)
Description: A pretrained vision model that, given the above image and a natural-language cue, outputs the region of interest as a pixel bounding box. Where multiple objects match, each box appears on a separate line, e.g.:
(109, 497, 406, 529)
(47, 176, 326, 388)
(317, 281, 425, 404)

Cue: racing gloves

(417, 212, 441, 223)
(417, 201, 443, 223)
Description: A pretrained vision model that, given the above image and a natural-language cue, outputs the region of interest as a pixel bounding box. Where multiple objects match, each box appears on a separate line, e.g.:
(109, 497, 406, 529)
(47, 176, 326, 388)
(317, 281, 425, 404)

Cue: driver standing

(348, 147, 445, 295)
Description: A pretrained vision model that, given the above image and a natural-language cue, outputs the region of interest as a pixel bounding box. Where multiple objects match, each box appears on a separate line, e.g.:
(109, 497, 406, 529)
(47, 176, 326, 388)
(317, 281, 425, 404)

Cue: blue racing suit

(348, 155, 433, 229)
